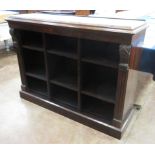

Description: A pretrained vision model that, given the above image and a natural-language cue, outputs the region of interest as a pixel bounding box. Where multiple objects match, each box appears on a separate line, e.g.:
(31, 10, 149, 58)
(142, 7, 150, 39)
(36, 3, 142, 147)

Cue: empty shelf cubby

(46, 34, 77, 59)
(81, 39, 119, 68)
(81, 62, 118, 104)
(48, 54, 78, 91)
(22, 48, 46, 80)
(81, 94, 115, 123)
(50, 84, 78, 109)
(20, 30, 43, 50)
(26, 76, 47, 97)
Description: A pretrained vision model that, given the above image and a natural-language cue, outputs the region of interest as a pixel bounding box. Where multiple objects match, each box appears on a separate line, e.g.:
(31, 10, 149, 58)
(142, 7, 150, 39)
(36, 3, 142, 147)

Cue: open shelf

(23, 49, 46, 80)
(51, 84, 78, 109)
(22, 45, 44, 52)
(82, 95, 114, 123)
(48, 54, 77, 91)
(20, 30, 43, 50)
(81, 39, 119, 68)
(46, 34, 77, 59)
(26, 76, 47, 97)
(82, 63, 117, 104)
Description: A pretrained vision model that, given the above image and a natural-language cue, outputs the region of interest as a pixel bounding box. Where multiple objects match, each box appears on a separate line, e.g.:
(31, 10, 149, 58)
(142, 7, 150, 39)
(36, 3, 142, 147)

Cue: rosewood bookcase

(7, 14, 147, 139)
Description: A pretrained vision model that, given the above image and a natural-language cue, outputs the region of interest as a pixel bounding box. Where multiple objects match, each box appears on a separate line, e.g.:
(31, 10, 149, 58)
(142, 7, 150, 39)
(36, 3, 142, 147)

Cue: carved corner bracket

(9, 28, 20, 49)
(119, 45, 131, 70)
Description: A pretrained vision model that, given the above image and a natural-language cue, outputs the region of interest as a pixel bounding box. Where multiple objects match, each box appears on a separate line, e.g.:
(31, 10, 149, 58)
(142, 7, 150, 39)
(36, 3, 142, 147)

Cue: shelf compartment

(82, 95, 114, 123)
(48, 54, 77, 91)
(26, 76, 47, 96)
(81, 39, 119, 68)
(46, 34, 77, 59)
(23, 48, 46, 80)
(51, 84, 78, 109)
(82, 63, 117, 104)
(20, 30, 43, 49)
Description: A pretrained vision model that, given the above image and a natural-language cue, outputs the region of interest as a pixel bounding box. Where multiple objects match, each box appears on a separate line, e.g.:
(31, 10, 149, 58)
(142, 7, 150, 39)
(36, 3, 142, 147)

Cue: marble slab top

(7, 13, 147, 34)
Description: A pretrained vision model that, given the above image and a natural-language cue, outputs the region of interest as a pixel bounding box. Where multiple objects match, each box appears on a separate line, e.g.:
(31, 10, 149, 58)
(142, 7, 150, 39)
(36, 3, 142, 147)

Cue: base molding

(113, 119, 122, 128)
(20, 90, 136, 139)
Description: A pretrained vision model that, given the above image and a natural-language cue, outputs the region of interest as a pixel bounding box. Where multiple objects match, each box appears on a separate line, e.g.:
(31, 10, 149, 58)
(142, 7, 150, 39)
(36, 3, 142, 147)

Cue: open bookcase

(8, 15, 146, 138)
(19, 30, 119, 124)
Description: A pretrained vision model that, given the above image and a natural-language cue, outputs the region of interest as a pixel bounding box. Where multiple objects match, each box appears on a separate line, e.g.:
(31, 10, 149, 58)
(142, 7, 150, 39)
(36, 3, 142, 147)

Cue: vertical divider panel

(43, 33, 51, 99)
(14, 29, 28, 89)
(77, 38, 82, 111)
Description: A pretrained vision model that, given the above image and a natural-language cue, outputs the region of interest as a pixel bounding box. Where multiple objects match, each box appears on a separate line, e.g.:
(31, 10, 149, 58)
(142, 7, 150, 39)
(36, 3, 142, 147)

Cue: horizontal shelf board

(28, 89, 48, 99)
(22, 45, 44, 52)
(27, 86, 47, 97)
(82, 82, 116, 104)
(50, 79, 77, 91)
(82, 91, 115, 104)
(26, 72, 46, 81)
(25, 67, 46, 80)
(51, 97, 78, 109)
(50, 73, 77, 91)
(82, 57, 118, 68)
(47, 49, 77, 60)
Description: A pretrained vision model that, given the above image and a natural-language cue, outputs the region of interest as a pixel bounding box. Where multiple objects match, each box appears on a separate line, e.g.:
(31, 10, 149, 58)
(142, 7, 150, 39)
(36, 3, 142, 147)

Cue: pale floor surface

(0, 52, 155, 144)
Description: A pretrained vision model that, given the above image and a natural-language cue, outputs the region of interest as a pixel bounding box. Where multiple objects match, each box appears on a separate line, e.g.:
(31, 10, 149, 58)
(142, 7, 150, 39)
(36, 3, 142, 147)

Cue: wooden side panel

(129, 47, 143, 69)
(129, 29, 146, 70)
(123, 69, 138, 120)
